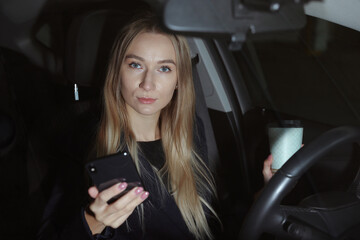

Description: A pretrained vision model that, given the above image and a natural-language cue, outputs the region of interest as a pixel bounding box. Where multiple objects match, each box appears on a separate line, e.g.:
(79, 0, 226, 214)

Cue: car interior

(1, 0, 360, 239)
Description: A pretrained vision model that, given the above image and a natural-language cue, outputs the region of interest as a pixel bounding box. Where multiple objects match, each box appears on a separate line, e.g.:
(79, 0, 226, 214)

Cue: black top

(38, 116, 212, 240)
(138, 139, 165, 170)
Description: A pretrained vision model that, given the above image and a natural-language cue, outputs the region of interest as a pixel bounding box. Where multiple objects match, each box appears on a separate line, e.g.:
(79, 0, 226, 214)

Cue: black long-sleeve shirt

(37, 116, 213, 240)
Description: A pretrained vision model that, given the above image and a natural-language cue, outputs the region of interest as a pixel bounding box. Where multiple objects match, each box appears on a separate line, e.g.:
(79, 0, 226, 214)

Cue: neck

(126, 106, 161, 142)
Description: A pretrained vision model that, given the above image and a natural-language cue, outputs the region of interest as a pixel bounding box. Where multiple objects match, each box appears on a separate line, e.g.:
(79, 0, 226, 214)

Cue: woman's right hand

(85, 182, 149, 234)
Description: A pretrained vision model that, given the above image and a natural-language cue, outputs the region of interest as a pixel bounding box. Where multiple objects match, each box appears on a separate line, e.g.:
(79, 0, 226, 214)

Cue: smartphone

(85, 151, 144, 204)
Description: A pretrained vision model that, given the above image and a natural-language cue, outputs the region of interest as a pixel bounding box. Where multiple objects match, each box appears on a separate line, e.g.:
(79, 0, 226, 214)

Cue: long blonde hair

(96, 13, 218, 239)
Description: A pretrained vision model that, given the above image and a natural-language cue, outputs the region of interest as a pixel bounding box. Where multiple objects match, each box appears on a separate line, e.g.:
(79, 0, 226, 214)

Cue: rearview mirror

(163, 0, 314, 50)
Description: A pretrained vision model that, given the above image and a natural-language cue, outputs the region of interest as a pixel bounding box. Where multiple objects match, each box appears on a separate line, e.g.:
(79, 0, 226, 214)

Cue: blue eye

(129, 62, 141, 69)
(159, 66, 171, 72)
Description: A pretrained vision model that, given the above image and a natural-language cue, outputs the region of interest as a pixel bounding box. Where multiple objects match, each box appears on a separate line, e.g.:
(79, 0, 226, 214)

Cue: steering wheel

(239, 126, 360, 239)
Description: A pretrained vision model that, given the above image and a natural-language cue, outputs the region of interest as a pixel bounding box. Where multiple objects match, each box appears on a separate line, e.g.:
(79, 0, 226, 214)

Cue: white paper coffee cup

(268, 120, 303, 173)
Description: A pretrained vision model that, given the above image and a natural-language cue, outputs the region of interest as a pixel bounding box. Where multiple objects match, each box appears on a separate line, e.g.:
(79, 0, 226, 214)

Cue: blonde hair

(95, 13, 218, 239)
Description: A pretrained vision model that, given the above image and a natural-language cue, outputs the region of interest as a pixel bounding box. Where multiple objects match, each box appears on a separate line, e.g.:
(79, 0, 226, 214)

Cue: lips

(137, 97, 157, 104)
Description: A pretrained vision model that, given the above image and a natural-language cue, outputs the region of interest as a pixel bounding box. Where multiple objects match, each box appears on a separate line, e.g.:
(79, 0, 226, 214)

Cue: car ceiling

(1, 0, 359, 40)
(0, 0, 359, 73)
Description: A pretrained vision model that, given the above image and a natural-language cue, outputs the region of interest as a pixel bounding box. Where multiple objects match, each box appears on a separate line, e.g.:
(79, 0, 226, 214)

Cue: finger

(97, 182, 128, 203)
(262, 164, 272, 178)
(111, 187, 149, 212)
(88, 186, 99, 199)
(263, 170, 273, 184)
(264, 154, 273, 166)
(90, 182, 127, 213)
(263, 154, 274, 184)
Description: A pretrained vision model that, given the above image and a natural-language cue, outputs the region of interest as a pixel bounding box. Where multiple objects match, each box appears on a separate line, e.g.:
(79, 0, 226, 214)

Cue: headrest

(64, 9, 130, 89)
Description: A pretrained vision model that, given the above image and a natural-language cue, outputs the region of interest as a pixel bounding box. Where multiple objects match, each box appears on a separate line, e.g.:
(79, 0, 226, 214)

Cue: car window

(233, 16, 360, 126)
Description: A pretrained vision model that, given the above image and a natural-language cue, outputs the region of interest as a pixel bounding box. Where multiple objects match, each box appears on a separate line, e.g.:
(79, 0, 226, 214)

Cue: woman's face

(120, 32, 178, 119)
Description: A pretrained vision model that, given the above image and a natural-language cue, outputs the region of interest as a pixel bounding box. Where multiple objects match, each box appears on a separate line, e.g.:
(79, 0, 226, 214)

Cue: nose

(139, 70, 155, 91)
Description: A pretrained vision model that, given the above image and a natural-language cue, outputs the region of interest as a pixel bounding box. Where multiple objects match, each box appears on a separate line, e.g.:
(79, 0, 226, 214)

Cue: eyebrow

(125, 54, 176, 65)
(125, 54, 144, 62)
(158, 59, 176, 65)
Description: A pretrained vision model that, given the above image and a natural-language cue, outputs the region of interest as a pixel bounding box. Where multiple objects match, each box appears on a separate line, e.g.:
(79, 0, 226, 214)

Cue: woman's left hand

(262, 154, 273, 184)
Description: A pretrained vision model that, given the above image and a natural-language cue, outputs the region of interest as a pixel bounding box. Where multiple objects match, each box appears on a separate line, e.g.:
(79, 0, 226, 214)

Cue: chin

(136, 108, 160, 116)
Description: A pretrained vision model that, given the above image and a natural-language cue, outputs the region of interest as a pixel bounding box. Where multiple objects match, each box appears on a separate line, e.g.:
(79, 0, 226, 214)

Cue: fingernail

(119, 182, 127, 190)
(135, 187, 144, 195)
(140, 191, 149, 200)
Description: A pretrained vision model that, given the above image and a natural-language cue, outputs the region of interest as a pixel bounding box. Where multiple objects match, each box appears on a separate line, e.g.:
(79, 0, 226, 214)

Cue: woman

(82, 13, 218, 240)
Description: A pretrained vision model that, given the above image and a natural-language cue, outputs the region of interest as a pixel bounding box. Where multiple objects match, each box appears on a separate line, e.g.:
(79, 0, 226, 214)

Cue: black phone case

(85, 151, 144, 203)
